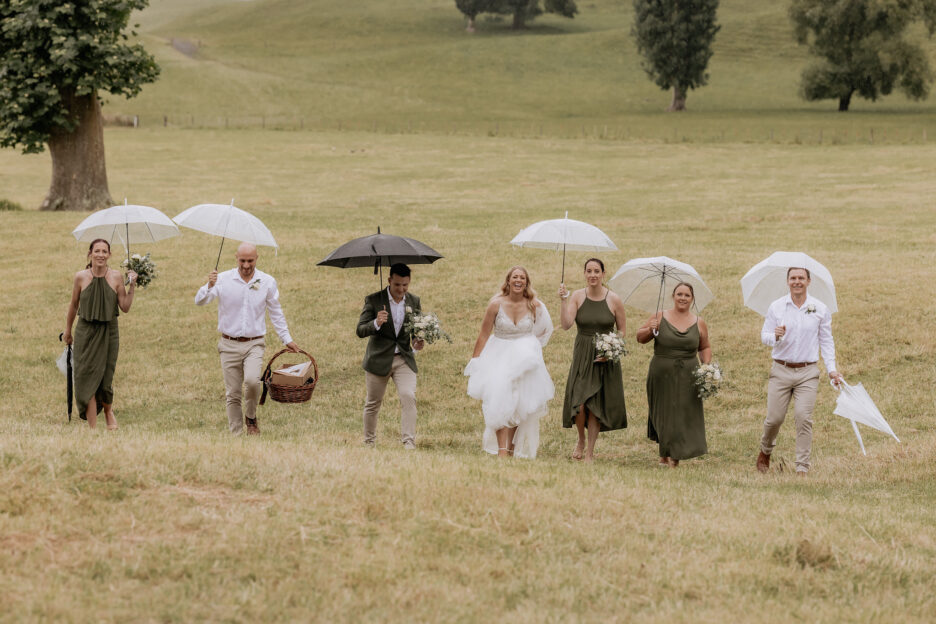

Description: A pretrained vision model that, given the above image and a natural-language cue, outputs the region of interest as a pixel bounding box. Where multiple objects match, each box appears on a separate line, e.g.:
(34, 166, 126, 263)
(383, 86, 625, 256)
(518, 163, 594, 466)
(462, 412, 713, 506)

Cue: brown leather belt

(774, 359, 816, 369)
(222, 334, 264, 342)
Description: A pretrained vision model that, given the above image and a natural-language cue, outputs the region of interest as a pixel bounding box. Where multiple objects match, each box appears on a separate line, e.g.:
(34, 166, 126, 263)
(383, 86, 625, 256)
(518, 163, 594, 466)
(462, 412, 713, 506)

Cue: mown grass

(1, 128, 935, 621)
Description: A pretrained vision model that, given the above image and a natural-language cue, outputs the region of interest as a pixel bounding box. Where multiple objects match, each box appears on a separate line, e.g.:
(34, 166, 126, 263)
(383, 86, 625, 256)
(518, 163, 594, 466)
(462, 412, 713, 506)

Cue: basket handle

(260, 348, 319, 406)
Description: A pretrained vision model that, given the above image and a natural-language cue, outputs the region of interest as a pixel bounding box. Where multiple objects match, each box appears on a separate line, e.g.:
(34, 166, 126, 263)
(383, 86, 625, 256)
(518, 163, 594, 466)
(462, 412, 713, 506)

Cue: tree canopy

(631, 0, 721, 111)
(0, 0, 159, 154)
(790, 0, 936, 111)
(454, 0, 577, 31)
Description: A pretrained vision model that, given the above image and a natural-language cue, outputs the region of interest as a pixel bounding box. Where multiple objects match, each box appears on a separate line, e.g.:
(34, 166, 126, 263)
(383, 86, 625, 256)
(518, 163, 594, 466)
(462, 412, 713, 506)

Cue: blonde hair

(499, 265, 538, 320)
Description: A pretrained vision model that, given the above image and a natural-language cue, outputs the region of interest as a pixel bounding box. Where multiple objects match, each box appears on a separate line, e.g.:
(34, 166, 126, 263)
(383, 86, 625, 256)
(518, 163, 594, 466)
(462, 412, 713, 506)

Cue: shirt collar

(228, 268, 264, 286)
(784, 292, 817, 310)
(385, 287, 405, 306)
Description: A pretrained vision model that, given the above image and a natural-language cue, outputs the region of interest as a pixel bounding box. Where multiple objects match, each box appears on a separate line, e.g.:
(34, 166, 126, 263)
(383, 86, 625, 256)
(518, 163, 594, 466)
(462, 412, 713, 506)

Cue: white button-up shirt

(195, 268, 292, 344)
(761, 293, 836, 373)
(374, 287, 406, 353)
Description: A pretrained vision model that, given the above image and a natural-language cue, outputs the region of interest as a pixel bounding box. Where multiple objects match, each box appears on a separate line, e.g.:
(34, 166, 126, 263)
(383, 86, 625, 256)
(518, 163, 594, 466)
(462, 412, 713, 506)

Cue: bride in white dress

(465, 266, 554, 458)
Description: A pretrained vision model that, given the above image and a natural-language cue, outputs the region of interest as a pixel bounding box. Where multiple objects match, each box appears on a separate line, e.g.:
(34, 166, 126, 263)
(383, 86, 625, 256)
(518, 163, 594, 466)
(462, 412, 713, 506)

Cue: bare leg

(506, 426, 518, 455)
(103, 403, 118, 430)
(572, 408, 586, 460)
(495, 428, 511, 458)
(584, 411, 600, 463)
(86, 396, 98, 429)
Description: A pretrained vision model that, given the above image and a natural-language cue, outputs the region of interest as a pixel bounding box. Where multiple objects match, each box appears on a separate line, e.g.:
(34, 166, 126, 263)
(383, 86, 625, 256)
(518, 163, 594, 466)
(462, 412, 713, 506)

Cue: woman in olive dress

(636, 282, 712, 468)
(558, 258, 628, 463)
(63, 239, 137, 429)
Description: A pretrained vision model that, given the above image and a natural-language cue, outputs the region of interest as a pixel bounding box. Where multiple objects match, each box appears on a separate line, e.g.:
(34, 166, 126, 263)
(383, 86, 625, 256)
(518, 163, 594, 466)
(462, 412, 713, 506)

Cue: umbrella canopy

(317, 230, 443, 269)
(173, 201, 279, 250)
(833, 381, 900, 454)
(609, 256, 714, 314)
(510, 212, 617, 281)
(72, 201, 179, 250)
(740, 251, 837, 316)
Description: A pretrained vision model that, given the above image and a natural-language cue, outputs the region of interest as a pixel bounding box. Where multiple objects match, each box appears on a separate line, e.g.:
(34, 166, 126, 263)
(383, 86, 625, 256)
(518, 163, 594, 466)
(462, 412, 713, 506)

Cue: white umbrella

(833, 381, 900, 455)
(72, 199, 180, 258)
(740, 251, 837, 316)
(173, 199, 278, 269)
(510, 212, 617, 281)
(609, 256, 714, 315)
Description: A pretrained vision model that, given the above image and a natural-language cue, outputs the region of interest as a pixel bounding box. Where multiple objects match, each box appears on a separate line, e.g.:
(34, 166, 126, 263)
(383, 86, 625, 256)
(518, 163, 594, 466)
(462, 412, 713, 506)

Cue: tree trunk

(512, 9, 525, 29)
(838, 91, 852, 112)
(466, 16, 476, 33)
(40, 89, 112, 211)
(666, 85, 687, 111)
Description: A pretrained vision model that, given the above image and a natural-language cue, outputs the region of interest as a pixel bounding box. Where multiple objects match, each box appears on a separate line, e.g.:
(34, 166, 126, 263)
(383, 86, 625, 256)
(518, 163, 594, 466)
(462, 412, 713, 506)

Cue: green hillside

(114, 0, 936, 137)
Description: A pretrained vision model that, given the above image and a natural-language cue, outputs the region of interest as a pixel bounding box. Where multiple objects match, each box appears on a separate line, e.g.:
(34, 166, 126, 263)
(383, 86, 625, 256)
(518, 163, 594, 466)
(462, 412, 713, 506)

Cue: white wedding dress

(464, 302, 555, 459)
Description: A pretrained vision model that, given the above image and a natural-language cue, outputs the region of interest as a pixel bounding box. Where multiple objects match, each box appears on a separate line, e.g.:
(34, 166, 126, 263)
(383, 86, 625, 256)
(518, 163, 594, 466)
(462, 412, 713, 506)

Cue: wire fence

(105, 114, 936, 146)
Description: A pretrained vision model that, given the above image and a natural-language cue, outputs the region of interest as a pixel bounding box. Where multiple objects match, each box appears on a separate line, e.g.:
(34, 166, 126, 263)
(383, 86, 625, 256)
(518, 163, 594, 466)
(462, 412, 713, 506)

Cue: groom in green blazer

(356, 263, 424, 449)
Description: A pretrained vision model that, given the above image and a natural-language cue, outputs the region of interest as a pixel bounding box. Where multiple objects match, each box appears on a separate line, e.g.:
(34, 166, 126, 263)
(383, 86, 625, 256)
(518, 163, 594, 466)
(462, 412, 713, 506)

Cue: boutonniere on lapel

(805, 304, 816, 314)
(249, 279, 262, 291)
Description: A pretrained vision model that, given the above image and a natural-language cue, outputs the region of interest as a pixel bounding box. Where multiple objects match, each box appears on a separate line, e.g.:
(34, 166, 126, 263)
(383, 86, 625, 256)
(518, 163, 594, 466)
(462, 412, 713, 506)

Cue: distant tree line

(456, 0, 936, 113)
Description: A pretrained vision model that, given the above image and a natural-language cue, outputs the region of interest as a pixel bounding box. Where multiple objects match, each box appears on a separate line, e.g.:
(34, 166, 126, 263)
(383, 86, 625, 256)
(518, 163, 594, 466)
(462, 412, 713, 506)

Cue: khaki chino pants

(363, 354, 417, 446)
(218, 337, 265, 434)
(760, 361, 820, 473)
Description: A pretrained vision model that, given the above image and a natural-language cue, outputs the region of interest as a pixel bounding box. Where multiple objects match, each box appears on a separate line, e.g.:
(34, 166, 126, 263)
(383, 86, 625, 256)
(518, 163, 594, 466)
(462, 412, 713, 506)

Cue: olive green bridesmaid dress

(562, 294, 627, 431)
(646, 317, 706, 460)
(73, 275, 119, 418)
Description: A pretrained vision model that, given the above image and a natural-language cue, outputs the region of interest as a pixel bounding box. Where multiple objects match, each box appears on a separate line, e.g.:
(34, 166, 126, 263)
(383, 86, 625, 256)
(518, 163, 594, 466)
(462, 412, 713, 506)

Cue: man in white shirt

(195, 242, 299, 435)
(356, 263, 424, 449)
(757, 267, 843, 475)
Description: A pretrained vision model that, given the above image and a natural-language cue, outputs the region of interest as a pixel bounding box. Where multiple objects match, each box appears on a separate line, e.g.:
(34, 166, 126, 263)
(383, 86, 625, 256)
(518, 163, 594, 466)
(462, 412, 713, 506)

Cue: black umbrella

(317, 227, 443, 290)
(59, 333, 73, 422)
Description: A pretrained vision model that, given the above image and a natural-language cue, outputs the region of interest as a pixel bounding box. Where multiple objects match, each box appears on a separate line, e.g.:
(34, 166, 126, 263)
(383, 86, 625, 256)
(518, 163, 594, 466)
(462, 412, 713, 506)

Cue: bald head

(235, 242, 258, 281)
(236, 242, 258, 257)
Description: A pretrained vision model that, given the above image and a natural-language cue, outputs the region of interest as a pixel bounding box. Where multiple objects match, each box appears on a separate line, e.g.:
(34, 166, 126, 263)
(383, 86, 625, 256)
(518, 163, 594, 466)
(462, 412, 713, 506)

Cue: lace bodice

(493, 303, 553, 345)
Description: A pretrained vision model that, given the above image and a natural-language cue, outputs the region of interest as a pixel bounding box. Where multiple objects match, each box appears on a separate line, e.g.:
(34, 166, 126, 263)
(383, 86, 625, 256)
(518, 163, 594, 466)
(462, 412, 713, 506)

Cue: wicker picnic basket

(259, 348, 319, 405)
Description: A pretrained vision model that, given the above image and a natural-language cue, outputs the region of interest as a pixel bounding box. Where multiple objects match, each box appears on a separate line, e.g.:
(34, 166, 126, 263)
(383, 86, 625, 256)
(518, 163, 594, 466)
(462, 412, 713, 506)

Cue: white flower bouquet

(403, 310, 452, 345)
(594, 331, 627, 363)
(693, 362, 723, 400)
(121, 252, 157, 288)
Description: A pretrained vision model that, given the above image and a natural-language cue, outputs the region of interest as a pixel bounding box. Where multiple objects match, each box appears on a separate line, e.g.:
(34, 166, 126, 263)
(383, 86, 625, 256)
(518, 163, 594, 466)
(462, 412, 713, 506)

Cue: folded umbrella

(833, 381, 900, 455)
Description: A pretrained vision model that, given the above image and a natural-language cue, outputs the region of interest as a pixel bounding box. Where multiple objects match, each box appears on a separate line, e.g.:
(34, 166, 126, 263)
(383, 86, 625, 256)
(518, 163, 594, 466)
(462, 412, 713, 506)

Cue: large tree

(0, 0, 159, 211)
(790, 0, 936, 111)
(631, 0, 720, 111)
(456, 0, 576, 31)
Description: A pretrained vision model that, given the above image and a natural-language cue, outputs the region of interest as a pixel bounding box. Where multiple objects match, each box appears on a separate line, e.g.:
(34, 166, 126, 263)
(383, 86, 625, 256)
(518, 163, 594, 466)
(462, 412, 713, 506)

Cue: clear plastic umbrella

(510, 212, 617, 282)
(833, 380, 900, 455)
(72, 199, 180, 260)
(173, 199, 278, 269)
(740, 251, 837, 316)
(609, 256, 714, 314)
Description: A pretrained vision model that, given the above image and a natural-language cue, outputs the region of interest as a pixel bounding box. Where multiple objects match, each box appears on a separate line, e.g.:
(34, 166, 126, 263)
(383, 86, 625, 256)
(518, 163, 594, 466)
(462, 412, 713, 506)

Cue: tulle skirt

(464, 335, 555, 459)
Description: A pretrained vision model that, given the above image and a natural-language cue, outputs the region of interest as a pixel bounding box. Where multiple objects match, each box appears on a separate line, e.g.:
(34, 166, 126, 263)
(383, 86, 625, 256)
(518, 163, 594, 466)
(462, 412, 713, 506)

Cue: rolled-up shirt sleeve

(818, 307, 836, 373)
(265, 277, 293, 345)
(195, 282, 219, 305)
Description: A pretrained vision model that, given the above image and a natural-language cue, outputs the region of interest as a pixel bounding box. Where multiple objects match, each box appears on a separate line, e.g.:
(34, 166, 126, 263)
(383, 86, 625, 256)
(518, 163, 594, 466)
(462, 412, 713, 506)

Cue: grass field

(2, 128, 936, 621)
(3, 0, 936, 621)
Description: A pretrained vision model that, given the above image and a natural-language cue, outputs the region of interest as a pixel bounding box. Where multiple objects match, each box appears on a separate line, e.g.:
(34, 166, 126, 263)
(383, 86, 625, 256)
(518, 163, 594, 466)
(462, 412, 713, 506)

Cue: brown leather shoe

(756, 451, 770, 473)
(245, 418, 260, 435)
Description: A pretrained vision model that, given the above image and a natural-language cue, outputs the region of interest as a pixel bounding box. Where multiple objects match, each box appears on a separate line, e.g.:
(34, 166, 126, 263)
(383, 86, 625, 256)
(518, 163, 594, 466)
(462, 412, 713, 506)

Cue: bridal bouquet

(693, 362, 723, 400)
(594, 331, 627, 363)
(122, 253, 157, 288)
(404, 309, 452, 345)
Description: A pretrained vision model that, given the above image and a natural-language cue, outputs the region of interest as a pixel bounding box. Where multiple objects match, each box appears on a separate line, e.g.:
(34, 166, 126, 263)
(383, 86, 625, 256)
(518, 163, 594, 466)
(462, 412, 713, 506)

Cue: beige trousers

(218, 337, 265, 434)
(363, 354, 417, 446)
(760, 362, 820, 472)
